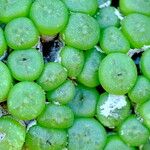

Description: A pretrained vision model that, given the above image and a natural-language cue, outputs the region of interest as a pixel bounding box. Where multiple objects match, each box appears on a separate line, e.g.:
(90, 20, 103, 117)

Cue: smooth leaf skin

(0, 28, 7, 56)
(5, 17, 39, 50)
(97, 93, 130, 128)
(119, 0, 150, 16)
(104, 135, 136, 150)
(69, 85, 99, 117)
(128, 75, 150, 104)
(25, 125, 67, 150)
(95, 7, 120, 29)
(62, 0, 98, 15)
(37, 104, 74, 129)
(121, 13, 150, 48)
(140, 49, 150, 81)
(0, 116, 26, 150)
(99, 53, 137, 95)
(78, 48, 105, 87)
(0, 0, 32, 23)
(138, 100, 150, 129)
(37, 62, 67, 91)
(8, 81, 45, 120)
(119, 116, 149, 147)
(7, 49, 44, 81)
(68, 118, 107, 150)
(0, 61, 12, 102)
(30, 0, 68, 35)
(100, 26, 130, 54)
(142, 140, 150, 150)
(47, 80, 75, 105)
(60, 46, 85, 78)
(61, 12, 100, 50)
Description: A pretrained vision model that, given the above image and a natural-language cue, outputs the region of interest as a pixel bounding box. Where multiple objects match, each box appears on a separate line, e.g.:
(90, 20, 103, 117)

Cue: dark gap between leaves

(41, 35, 63, 62)
(111, 0, 119, 8)
(132, 51, 143, 75)
(96, 85, 105, 94)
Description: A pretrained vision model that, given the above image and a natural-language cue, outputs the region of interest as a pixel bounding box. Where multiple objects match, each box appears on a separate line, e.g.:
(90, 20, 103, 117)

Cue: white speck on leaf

(54, 48, 62, 63)
(114, 8, 124, 20)
(100, 94, 127, 118)
(127, 45, 150, 57)
(99, 0, 111, 8)
(62, 148, 68, 150)
(0, 133, 6, 142)
(53, 101, 61, 105)
(137, 116, 144, 123)
(27, 120, 37, 131)
(95, 45, 105, 53)
(120, 130, 124, 135)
